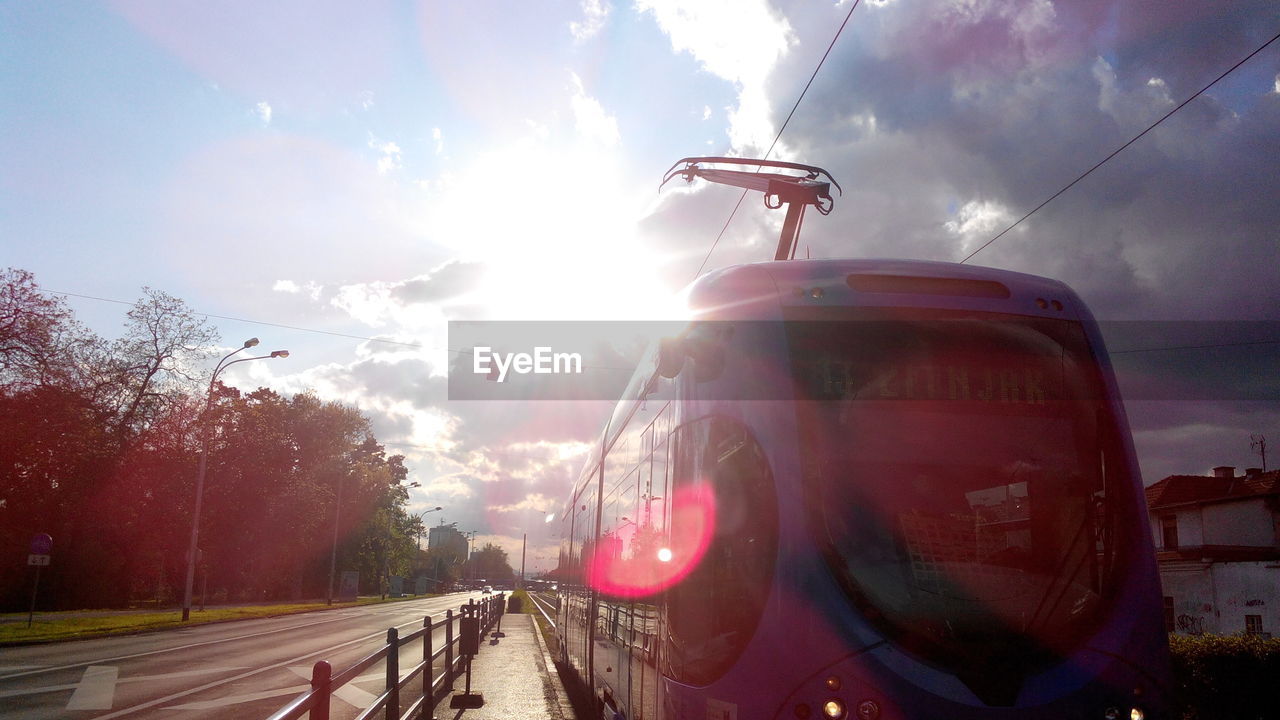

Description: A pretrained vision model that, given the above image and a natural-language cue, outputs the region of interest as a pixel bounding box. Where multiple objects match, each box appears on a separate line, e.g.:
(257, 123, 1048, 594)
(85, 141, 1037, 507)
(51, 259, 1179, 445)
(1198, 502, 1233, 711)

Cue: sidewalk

(433, 612, 574, 720)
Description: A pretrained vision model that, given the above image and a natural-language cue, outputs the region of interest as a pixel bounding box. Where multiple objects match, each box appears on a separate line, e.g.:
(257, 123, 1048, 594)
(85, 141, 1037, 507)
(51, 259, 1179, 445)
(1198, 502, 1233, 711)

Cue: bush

(507, 592, 524, 613)
(1168, 633, 1280, 720)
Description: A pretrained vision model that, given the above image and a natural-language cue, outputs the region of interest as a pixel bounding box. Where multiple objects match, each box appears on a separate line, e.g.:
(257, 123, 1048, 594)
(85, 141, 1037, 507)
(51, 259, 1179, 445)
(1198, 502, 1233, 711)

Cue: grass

(0, 593, 433, 646)
(511, 589, 560, 658)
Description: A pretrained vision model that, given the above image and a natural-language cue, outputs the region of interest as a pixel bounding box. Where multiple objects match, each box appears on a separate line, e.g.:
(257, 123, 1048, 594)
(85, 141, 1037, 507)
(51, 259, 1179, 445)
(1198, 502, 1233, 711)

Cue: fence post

(385, 627, 399, 720)
(423, 615, 433, 701)
(309, 660, 332, 720)
(444, 609, 455, 682)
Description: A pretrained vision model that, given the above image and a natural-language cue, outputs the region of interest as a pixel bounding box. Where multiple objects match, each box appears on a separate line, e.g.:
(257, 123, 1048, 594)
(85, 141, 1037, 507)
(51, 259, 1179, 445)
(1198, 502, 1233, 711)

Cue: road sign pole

(27, 564, 42, 629)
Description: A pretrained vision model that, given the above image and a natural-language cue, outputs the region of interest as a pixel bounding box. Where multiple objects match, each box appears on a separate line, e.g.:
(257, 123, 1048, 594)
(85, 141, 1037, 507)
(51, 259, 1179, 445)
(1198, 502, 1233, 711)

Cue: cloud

(489, 492, 557, 514)
(369, 138, 402, 175)
(569, 0, 609, 42)
(253, 100, 272, 124)
(327, 260, 486, 328)
(633, 1, 1280, 483)
(943, 199, 1014, 254)
(159, 133, 436, 305)
(272, 279, 323, 300)
(569, 73, 621, 145)
(637, 0, 795, 152)
(392, 261, 485, 305)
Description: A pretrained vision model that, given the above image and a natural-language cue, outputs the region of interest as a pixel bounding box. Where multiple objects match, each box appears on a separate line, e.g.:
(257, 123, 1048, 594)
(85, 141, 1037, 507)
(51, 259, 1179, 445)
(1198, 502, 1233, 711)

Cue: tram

(553, 160, 1172, 720)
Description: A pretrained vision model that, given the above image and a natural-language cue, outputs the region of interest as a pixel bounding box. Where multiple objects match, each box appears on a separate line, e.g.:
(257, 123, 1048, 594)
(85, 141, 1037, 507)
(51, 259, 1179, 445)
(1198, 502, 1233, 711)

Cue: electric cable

(44, 288, 635, 371)
(691, 0, 860, 278)
(961, 28, 1280, 264)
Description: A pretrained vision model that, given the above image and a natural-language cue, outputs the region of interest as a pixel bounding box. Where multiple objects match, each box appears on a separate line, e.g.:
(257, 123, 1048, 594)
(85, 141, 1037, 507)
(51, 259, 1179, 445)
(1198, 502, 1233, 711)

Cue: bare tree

(106, 288, 219, 437)
(0, 268, 87, 388)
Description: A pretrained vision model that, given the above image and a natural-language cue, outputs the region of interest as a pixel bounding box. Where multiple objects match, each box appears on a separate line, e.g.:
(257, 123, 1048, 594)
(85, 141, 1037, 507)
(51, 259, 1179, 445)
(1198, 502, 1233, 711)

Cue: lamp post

(465, 530, 477, 583)
(326, 473, 346, 606)
(413, 507, 443, 552)
(181, 339, 289, 621)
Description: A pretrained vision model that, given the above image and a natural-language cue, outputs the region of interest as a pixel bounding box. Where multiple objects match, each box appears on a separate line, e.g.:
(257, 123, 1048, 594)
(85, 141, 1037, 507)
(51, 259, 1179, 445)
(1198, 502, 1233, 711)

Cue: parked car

(482, 585, 492, 594)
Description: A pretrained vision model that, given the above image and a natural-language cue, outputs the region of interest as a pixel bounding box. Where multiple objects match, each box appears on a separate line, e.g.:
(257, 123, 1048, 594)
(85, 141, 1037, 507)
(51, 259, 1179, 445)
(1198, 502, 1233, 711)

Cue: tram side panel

(590, 398, 673, 719)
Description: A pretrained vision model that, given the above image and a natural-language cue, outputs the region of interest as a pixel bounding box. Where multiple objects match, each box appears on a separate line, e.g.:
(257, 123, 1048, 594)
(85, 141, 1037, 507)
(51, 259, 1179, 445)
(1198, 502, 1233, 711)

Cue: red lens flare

(585, 484, 716, 598)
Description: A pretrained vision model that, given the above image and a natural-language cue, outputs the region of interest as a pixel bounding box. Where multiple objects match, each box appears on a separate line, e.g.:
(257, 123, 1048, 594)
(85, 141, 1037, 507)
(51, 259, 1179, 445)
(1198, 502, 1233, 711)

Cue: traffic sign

(30, 533, 52, 555)
(28, 554, 51, 566)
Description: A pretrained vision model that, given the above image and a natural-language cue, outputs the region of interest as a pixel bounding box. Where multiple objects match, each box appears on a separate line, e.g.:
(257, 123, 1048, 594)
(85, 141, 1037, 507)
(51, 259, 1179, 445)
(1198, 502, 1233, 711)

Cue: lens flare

(585, 484, 716, 597)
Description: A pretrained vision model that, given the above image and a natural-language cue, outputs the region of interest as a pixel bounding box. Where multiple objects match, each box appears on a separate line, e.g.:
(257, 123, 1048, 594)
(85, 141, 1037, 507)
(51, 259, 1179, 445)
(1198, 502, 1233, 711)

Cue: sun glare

(423, 139, 680, 321)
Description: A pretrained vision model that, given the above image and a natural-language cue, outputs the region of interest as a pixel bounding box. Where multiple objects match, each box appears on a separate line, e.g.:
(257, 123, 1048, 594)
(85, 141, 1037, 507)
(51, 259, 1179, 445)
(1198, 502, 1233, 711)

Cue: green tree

(467, 543, 515, 582)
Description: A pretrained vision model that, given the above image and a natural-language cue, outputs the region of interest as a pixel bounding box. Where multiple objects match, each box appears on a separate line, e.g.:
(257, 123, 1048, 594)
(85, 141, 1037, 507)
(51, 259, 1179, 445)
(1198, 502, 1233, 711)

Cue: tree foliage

(0, 269, 422, 609)
(466, 542, 515, 582)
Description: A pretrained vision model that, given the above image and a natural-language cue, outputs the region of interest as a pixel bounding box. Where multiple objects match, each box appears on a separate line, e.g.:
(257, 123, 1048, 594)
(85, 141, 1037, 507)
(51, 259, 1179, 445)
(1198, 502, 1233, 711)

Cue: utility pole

(1251, 434, 1268, 471)
(520, 533, 526, 589)
(327, 475, 344, 605)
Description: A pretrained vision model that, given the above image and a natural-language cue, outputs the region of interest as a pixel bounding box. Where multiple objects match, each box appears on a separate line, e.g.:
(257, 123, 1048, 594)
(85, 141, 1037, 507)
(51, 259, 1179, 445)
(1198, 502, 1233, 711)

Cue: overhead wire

(960, 28, 1280, 264)
(45, 288, 1279, 358)
(44, 288, 635, 371)
(692, 0, 862, 280)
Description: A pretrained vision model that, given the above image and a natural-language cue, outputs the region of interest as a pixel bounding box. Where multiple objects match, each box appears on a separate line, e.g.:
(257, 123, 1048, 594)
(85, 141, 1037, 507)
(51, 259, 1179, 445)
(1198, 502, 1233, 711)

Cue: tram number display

(798, 355, 1066, 406)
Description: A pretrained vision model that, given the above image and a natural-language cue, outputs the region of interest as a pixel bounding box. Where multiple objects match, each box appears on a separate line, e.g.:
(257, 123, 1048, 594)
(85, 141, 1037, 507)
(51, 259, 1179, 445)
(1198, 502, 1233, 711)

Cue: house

(1145, 466, 1280, 636)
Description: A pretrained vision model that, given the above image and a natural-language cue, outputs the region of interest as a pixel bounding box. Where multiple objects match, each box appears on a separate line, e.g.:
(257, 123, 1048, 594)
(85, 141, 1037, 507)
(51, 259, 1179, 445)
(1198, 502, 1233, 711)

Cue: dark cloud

(391, 261, 486, 306)
(635, 1, 1280, 479)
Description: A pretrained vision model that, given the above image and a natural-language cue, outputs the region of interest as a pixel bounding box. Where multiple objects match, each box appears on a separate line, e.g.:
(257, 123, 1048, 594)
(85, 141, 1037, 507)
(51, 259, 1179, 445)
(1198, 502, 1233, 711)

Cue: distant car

(482, 585, 492, 594)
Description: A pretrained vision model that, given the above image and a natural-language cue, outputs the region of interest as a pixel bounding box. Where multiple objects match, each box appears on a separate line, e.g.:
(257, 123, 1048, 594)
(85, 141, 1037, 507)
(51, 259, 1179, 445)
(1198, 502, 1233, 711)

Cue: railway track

(526, 591, 557, 629)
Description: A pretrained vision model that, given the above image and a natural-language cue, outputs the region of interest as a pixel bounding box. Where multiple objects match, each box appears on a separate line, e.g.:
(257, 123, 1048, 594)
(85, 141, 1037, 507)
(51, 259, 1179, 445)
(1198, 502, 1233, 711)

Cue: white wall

(1201, 499, 1275, 546)
(1160, 561, 1279, 636)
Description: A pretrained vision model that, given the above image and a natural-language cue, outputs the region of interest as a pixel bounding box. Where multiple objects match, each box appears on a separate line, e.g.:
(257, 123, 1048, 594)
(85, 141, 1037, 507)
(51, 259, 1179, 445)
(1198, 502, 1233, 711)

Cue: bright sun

(424, 138, 685, 322)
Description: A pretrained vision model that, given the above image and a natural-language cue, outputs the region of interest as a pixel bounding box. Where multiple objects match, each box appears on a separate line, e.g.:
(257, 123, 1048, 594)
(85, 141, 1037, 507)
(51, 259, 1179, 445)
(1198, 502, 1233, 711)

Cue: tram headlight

(1130, 709, 1144, 720)
(822, 700, 845, 718)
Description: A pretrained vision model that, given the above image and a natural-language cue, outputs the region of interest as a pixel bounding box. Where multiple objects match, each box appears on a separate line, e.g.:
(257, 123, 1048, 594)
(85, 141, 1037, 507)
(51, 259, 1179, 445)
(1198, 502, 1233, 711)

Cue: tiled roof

(1145, 470, 1280, 509)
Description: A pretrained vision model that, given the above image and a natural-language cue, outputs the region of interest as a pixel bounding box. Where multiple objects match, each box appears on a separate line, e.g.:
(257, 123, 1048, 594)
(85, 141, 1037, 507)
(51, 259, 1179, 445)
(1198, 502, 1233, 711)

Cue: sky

(3, 0, 1279, 573)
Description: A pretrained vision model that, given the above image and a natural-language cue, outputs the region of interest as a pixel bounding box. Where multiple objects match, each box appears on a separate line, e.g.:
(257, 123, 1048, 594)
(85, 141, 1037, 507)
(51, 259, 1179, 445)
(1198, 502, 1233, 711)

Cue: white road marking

(161, 684, 307, 710)
(0, 617, 341, 682)
(162, 670, 383, 711)
(87, 625, 421, 719)
(0, 681, 80, 699)
(288, 667, 380, 708)
(66, 665, 117, 710)
(0, 666, 44, 672)
(0, 666, 246, 701)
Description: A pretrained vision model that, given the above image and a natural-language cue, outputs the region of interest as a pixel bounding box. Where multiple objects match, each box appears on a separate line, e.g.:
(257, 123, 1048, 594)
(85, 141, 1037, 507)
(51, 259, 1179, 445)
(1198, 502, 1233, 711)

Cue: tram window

(664, 416, 777, 686)
(789, 311, 1130, 694)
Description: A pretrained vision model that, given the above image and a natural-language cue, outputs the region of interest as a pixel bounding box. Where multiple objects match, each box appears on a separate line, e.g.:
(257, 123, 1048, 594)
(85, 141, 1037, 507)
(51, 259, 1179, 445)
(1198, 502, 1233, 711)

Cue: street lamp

(413, 507, 443, 552)
(181, 338, 290, 621)
(464, 530, 478, 583)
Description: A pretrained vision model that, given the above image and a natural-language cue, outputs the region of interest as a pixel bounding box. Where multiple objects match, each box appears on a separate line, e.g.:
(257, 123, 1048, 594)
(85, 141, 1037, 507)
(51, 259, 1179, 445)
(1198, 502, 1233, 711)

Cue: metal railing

(266, 593, 505, 720)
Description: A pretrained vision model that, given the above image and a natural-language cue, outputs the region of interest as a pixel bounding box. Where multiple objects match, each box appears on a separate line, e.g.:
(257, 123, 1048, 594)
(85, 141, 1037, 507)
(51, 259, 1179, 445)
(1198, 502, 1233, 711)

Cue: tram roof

(696, 257, 1074, 298)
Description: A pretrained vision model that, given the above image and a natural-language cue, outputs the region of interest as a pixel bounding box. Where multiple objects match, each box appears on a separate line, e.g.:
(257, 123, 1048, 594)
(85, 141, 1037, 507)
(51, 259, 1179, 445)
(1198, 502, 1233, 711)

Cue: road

(0, 592, 490, 720)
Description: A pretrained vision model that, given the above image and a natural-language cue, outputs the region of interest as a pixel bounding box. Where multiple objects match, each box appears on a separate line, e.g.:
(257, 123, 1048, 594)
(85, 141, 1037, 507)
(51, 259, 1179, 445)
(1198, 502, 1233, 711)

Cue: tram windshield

(788, 309, 1125, 688)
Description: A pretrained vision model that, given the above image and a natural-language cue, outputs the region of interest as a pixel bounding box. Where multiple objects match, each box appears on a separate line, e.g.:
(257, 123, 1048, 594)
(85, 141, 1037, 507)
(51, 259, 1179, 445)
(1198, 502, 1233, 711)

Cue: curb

(529, 612, 574, 719)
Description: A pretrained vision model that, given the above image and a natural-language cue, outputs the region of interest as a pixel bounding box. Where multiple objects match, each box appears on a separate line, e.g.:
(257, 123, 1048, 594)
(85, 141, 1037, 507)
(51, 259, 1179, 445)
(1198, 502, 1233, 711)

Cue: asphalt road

(0, 592, 491, 720)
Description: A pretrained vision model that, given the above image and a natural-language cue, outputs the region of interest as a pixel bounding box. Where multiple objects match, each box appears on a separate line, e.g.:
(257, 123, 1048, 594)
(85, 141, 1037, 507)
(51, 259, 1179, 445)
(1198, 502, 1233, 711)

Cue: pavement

(431, 611, 574, 720)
